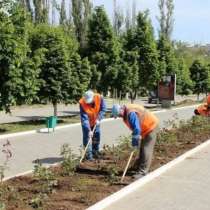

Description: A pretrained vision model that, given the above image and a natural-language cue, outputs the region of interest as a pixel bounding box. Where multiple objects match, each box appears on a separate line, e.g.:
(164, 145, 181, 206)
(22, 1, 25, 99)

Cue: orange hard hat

(207, 94, 210, 105)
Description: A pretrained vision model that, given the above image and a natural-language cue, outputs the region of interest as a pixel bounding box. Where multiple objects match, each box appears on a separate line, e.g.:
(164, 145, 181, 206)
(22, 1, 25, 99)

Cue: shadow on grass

(0, 115, 81, 134)
(0, 128, 7, 133)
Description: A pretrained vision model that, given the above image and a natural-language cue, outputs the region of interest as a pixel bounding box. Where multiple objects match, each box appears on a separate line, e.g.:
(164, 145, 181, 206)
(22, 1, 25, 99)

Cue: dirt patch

(1, 116, 210, 210)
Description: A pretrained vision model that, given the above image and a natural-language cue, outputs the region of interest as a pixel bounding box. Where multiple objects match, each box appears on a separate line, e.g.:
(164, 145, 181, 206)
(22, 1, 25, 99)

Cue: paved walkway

(0, 95, 200, 124)
(103, 142, 210, 210)
(0, 105, 196, 179)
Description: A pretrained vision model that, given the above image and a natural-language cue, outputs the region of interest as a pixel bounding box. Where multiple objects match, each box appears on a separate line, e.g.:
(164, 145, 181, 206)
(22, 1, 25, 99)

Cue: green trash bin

(46, 116, 57, 132)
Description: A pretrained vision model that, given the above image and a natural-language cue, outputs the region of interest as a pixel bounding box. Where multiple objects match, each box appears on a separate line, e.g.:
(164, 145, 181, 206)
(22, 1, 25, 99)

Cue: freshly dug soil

(1, 116, 210, 210)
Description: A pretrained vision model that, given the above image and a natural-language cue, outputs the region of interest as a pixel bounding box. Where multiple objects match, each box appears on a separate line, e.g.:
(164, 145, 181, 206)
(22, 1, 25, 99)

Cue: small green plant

(29, 193, 47, 209)
(0, 140, 12, 182)
(157, 128, 177, 144)
(106, 164, 119, 184)
(33, 161, 57, 194)
(163, 113, 179, 129)
(60, 144, 79, 176)
(0, 202, 5, 210)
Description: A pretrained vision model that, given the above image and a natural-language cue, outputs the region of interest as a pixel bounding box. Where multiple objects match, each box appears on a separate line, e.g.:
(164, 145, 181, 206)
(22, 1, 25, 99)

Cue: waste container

(46, 116, 57, 132)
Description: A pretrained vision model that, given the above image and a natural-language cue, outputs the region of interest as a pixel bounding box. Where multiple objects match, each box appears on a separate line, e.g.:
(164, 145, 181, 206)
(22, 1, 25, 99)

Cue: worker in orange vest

(111, 104, 159, 179)
(79, 90, 106, 160)
(194, 94, 210, 117)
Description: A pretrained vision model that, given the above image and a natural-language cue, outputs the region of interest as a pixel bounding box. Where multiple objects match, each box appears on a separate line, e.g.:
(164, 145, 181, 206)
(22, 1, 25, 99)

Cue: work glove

(88, 131, 93, 138)
(132, 135, 140, 147)
(96, 119, 100, 126)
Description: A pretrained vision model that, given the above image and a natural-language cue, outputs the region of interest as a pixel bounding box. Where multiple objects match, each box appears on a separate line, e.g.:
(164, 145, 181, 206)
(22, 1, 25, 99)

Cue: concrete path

(103, 142, 210, 210)
(0, 105, 196, 179)
(0, 95, 200, 124)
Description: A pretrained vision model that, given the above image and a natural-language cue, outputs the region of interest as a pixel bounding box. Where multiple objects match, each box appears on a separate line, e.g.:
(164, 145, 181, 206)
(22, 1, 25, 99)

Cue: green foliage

(60, 144, 79, 176)
(157, 128, 177, 144)
(158, 0, 174, 40)
(29, 193, 47, 209)
(87, 6, 119, 93)
(33, 0, 49, 24)
(157, 35, 178, 76)
(33, 161, 57, 194)
(191, 116, 210, 134)
(30, 25, 84, 114)
(0, 3, 41, 112)
(71, 0, 92, 52)
(0, 202, 5, 210)
(116, 50, 139, 102)
(123, 11, 159, 91)
(69, 55, 92, 101)
(33, 162, 54, 181)
(0, 140, 12, 182)
(135, 11, 159, 90)
(106, 165, 119, 184)
(176, 58, 193, 95)
(157, 0, 176, 77)
(190, 59, 209, 95)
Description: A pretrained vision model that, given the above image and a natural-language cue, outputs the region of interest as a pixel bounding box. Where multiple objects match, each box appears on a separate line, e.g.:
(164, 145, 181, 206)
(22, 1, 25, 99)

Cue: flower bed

(0, 116, 210, 210)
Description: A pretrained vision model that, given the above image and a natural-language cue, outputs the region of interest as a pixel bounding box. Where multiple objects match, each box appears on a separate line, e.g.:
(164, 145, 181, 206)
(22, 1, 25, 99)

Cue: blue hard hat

(111, 104, 121, 118)
(84, 90, 94, 104)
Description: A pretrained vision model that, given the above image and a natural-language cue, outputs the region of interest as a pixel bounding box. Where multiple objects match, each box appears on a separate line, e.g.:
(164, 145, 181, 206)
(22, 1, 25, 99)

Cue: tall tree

(30, 26, 72, 115)
(125, 3, 131, 30)
(157, 36, 178, 76)
(158, 0, 174, 40)
(157, 0, 177, 83)
(132, 0, 137, 27)
(113, 0, 124, 35)
(30, 25, 91, 115)
(71, 0, 92, 53)
(33, 0, 49, 24)
(176, 58, 193, 95)
(60, 0, 67, 25)
(87, 6, 119, 94)
(190, 60, 209, 99)
(0, 3, 40, 112)
(116, 50, 139, 103)
(134, 11, 159, 90)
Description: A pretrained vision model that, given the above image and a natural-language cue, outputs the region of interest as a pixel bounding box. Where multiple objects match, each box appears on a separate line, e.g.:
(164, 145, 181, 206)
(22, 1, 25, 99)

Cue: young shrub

(0, 140, 12, 182)
(29, 193, 48, 209)
(33, 161, 57, 194)
(106, 164, 119, 184)
(60, 144, 79, 176)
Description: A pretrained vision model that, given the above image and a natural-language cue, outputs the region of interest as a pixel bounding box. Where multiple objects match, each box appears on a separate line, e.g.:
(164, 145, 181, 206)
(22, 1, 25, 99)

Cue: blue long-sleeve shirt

(80, 96, 106, 130)
(127, 112, 142, 138)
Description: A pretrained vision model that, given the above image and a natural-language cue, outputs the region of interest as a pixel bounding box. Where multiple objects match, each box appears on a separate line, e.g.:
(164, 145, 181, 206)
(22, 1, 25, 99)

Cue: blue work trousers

(82, 124, 100, 159)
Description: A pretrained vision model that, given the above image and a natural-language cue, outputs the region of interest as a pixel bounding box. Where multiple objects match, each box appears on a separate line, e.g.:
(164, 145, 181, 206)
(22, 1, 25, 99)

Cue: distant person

(79, 90, 106, 160)
(194, 94, 210, 117)
(111, 104, 159, 179)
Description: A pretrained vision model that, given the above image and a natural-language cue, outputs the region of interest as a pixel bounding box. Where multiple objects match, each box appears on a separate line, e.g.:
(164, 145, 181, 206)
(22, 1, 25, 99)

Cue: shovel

(120, 149, 136, 183)
(79, 124, 97, 164)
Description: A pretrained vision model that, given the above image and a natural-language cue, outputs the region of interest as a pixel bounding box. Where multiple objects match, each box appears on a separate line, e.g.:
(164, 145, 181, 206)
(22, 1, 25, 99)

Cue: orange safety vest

(123, 104, 159, 138)
(196, 104, 210, 117)
(79, 94, 101, 127)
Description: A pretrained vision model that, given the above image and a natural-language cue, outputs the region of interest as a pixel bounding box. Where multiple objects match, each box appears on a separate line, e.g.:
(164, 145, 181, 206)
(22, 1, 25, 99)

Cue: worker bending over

(194, 94, 210, 117)
(112, 104, 159, 179)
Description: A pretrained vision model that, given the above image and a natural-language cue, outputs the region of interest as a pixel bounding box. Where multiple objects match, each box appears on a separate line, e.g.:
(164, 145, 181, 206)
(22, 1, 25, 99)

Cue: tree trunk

(130, 91, 136, 104)
(53, 102, 57, 116)
(197, 93, 199, 101)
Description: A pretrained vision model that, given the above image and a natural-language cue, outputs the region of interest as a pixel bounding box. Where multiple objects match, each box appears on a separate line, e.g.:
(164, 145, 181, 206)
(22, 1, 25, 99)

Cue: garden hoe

(79, 124, 97, 164)
(120, 149, 136, 183)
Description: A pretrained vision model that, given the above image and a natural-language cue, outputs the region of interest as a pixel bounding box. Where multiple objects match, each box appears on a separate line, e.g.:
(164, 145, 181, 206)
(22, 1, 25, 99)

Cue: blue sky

(92, 0, 210, 44)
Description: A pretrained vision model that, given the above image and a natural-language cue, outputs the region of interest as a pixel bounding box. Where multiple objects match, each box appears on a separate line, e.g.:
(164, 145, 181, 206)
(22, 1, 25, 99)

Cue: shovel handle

(79, 124, 97, 164)
(121, 150, 135, 182)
